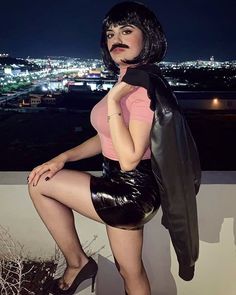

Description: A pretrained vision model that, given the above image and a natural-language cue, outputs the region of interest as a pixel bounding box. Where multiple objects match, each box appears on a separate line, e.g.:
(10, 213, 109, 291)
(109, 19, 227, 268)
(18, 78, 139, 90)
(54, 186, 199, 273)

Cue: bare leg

(28, 169, 104, 289)
(106, 225, 151, 295)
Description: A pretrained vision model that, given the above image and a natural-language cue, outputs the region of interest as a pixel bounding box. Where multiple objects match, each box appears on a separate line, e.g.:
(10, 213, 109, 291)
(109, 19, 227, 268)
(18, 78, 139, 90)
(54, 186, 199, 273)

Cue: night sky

(0, 0, 235, 61)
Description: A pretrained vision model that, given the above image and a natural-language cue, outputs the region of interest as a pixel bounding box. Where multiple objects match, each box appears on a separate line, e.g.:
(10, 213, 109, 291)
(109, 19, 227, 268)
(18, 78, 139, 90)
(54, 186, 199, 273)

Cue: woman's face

(106, 24, 144, 67)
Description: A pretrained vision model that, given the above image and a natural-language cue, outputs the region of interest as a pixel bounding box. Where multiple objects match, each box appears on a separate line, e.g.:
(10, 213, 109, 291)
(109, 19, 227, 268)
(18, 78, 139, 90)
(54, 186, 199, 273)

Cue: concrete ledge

(0, 171, 236, 184)
(0, 171, 102, 185)
(1, 171, 236, 295)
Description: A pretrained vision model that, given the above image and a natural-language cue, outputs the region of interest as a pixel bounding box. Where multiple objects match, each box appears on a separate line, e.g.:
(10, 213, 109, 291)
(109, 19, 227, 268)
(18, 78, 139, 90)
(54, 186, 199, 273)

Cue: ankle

(67, 255, 89, 269)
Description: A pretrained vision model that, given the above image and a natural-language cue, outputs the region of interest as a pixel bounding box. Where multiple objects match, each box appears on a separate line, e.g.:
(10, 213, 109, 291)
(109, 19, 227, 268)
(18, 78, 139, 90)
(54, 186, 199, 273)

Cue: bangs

(104, 18, 140, 31)
(103, 4, 143, 31)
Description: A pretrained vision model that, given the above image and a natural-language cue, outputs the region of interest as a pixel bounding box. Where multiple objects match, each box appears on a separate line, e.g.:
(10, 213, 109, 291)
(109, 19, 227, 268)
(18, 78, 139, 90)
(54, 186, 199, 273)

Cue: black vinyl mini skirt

(90, 157, 161, 230)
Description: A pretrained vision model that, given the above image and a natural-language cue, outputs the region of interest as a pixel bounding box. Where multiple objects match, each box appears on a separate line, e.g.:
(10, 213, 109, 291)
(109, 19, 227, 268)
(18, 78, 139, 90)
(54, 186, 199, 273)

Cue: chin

(115, 58, 133, 67)
(111, 56, 124, 64)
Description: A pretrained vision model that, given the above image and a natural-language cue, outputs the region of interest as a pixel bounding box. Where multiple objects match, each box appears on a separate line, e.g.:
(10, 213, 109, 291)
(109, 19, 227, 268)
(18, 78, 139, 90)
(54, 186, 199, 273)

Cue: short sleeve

(128, 87, 154, 124)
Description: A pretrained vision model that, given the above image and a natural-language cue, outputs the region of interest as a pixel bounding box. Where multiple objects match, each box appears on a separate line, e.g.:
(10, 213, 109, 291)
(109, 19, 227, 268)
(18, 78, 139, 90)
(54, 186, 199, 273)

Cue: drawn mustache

(110, 43, 129, 52)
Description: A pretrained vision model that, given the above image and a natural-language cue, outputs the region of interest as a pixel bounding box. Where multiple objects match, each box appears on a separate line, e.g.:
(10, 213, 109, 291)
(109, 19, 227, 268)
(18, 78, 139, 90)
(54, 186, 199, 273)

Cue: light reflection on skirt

(90, 157, 160, 230)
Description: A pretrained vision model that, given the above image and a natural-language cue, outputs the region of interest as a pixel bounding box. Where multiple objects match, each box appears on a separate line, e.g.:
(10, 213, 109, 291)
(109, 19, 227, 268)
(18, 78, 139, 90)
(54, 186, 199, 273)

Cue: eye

(106, 33, 114, 39)
(122, 29, 132, 35)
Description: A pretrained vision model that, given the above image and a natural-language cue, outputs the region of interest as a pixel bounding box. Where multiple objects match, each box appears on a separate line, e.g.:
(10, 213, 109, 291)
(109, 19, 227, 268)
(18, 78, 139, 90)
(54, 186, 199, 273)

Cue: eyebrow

(106, 25, 135, 32)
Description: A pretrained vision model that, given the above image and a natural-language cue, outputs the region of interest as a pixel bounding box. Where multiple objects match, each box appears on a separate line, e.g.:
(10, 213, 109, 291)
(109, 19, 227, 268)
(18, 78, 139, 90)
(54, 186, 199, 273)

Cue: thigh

(33, 169, 104, 224)
(106, 225, 144, 274)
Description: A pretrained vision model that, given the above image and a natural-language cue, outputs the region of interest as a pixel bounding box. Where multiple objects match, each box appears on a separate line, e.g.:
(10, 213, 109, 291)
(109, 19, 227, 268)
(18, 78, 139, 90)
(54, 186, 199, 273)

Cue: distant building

(3, 66, 25, 76)
(42, 95, 56, 105)
(4, 67, 12, 75)
(29, 94, 43, 107)
(48, 80, 64, 91)
(86, 68, 101, 78)
(101, 69, 116, 79)
(67, 82, 91, 92)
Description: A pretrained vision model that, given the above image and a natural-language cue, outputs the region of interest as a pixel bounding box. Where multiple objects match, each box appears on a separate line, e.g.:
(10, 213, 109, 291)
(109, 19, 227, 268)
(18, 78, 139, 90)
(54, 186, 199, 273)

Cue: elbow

(119, 157, 140, 172)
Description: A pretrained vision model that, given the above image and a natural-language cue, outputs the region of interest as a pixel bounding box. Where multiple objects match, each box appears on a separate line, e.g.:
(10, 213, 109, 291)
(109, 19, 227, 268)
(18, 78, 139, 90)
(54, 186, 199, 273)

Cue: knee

(28, 173, 47, 199)
(118, 263, 144, 281)
(28, 181, 37, 198)
(28, 181, 39, 200)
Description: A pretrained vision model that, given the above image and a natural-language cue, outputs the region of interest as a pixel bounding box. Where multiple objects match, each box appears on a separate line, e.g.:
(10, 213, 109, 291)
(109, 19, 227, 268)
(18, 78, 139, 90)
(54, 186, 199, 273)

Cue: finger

(43, 169, 58, 181)
(32, 165, 51, 186)
(28, 166, 43, 184)
(28, 169, 40, 184)
(33, 166, 51, 185)
(32, 171, 45, 186)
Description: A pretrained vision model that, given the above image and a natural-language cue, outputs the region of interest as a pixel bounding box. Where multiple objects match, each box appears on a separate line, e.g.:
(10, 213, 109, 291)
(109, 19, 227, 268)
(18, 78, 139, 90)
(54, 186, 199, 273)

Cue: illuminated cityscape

(0, 54, 236, 111)
(0, 53, 236, 171)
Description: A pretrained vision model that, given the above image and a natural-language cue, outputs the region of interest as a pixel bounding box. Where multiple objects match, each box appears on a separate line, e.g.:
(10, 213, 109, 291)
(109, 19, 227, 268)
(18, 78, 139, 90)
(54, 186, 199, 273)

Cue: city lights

(0, 53, 236, 111)
(213, 98, 219, 105)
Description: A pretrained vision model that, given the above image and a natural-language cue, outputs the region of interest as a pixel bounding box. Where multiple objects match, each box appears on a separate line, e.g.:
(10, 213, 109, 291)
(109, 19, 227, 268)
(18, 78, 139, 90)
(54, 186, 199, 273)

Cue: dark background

(0, 104, 236, 171)
(0, 0, 235, 61)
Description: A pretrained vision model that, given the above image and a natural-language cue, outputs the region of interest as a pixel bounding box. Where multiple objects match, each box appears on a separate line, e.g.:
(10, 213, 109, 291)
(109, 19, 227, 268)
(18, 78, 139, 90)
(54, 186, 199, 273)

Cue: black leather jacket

(122, 64, 201, 281)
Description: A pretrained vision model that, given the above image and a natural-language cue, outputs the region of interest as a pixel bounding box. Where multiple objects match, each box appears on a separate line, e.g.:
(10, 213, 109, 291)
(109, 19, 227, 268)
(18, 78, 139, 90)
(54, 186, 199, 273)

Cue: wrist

(57, 153, 68, 163)
(107, 112, 122, 122)
(107, 94, 122, 103)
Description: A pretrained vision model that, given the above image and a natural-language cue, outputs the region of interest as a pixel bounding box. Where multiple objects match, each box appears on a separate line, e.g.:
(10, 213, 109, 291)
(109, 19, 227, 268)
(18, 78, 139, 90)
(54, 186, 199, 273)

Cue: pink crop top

(90, 67, 154, 160)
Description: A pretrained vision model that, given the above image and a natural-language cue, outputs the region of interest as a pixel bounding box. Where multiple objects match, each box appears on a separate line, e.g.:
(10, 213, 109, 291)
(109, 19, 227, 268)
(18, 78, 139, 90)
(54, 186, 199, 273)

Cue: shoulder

(126, 87, 153, 122)
(127, 87, 149, 104)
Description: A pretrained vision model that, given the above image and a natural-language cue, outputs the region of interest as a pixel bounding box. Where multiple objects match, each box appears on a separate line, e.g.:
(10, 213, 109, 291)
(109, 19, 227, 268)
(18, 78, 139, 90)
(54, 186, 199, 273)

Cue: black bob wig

(100, 1, 167, 74)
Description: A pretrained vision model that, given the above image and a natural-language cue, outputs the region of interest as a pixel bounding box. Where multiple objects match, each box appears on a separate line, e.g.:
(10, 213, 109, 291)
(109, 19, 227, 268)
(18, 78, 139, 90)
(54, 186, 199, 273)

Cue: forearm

(107, 99, 137, 170)
(58, 134, 102, 163)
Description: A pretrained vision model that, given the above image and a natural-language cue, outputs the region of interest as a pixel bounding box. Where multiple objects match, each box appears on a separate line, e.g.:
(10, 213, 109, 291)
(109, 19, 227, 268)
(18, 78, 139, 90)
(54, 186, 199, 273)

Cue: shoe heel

(91, 274, 96, 293)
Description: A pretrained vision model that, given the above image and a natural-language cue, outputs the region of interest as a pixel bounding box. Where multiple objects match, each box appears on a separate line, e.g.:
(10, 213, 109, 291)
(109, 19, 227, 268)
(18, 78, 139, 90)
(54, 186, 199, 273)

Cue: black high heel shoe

(49, 256, 98, 295)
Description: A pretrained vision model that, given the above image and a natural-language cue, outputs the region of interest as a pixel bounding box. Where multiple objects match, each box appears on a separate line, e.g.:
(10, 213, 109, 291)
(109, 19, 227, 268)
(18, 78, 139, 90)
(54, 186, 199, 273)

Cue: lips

(112, 47, 126, 53)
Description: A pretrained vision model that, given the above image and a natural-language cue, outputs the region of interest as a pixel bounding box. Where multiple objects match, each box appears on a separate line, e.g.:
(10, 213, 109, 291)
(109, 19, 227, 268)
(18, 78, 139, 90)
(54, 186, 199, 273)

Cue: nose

(112, 32, 123, 44)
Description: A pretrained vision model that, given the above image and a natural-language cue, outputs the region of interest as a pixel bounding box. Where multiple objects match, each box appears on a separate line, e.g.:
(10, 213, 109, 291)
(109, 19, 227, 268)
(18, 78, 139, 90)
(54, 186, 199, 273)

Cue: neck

(118, 65, 129, 82)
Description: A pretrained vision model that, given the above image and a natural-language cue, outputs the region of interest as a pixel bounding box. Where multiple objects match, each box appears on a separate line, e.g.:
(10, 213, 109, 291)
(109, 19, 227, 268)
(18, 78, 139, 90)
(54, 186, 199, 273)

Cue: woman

(28, 1, 167, 295)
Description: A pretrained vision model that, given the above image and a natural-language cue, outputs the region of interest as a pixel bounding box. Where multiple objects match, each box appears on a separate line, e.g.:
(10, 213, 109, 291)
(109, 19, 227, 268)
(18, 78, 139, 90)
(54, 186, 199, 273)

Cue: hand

(107, 81, 137, 102)
(27, 154, 66, 186)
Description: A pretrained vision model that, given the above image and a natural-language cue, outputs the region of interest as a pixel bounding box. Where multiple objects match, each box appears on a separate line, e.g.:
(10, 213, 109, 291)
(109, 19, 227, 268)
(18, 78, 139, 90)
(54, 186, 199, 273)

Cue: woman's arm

(60, 134, 101, 162)
(107, 82, 152, 171)
(28, 134, 101, 185)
